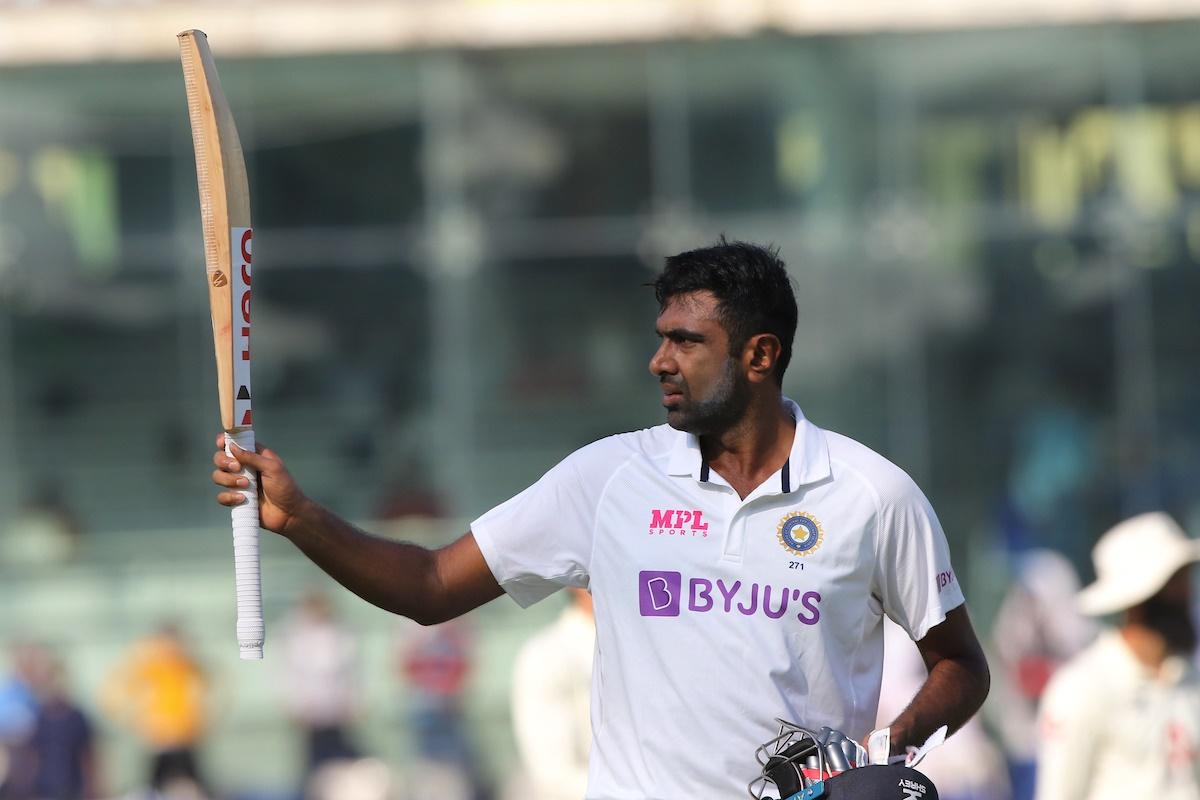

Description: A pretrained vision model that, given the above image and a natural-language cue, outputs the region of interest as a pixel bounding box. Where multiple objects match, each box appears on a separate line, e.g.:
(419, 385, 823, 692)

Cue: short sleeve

(471, 438, 629, 608)
(873, 474, 965, 641)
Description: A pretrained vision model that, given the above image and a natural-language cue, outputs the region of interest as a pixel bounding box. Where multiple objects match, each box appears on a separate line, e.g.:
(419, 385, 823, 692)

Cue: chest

(1079, 680, 1200, 797)
(1113, 682, 1200, 750)
(589, 467, 879, 616)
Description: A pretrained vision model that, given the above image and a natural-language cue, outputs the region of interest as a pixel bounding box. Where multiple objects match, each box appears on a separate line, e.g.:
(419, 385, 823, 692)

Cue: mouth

(660, 385, 684, 406)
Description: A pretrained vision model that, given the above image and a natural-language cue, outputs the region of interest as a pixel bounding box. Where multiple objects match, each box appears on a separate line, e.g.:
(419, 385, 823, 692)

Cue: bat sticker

(232, 227, 253, 429)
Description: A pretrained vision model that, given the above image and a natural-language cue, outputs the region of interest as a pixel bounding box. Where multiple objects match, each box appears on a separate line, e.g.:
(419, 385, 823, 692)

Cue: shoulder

(560, 424, 677, 476)
(1041, 636, 1110, 706)
(823, 429, 926, 509)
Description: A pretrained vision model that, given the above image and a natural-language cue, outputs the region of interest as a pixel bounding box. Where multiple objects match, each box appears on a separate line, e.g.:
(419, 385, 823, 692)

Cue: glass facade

(1, 22, 1199, 561)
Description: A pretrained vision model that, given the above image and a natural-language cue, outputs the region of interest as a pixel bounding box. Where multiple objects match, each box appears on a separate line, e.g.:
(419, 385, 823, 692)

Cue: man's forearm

(282, 500, 466, 625)
(887, 651, 990, 754)
(214, 440, 503, 622)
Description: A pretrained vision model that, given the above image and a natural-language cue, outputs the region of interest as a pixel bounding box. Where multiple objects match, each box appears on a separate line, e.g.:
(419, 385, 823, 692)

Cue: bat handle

(226, 428, 263, 660)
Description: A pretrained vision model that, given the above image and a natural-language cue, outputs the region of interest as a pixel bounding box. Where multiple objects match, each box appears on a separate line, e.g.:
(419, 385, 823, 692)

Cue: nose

(649, 340, 675, 378)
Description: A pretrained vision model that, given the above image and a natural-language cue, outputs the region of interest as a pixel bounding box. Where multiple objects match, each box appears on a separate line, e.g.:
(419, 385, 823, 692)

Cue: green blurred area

(0, 520, 565, 794)
(3, 17, 1200, 796)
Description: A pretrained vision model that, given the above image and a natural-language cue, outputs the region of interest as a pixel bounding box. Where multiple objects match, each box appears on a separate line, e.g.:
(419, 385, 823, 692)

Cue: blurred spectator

(395, 619, 484, 800)
(0, 641, 52, 800)
(0, 480, 82, 569)
(510, 588, 594, 800)
(306, 757, 395, 800)
(29, 656, 99, 800)
(1036, 513, 1200, 800)
(102, 624, 212, 798)
(277, 590, 361, 794)
(988, 550, 1095, 800)
(877, 618, 1010, 800)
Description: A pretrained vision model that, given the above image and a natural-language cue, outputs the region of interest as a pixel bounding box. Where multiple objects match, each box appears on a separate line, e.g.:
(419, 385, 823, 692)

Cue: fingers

(212, 436, 271, 473)
(212, 431, 292, 516)
(212, 467, 250, 490)
(226, 439, 268, 465)
(212, 449, 255, 477)
(215, 432, 266, 455)
(215, 489, 249, 507)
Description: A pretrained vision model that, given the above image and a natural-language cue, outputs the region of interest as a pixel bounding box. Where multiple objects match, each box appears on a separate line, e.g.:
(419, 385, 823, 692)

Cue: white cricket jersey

(472, 399, 965, 800)
(1036, 630, 1200, 800)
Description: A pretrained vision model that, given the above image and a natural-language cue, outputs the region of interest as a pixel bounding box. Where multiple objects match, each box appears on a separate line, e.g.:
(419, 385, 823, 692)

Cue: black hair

(651, 238, 798, 384)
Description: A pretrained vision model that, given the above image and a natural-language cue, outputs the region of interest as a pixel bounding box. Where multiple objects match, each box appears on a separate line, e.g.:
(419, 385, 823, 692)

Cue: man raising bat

(212, 240, 989, 798)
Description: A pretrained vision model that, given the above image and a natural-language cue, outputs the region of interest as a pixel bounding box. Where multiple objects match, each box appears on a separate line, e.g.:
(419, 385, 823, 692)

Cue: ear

(743, 334, 783, 384)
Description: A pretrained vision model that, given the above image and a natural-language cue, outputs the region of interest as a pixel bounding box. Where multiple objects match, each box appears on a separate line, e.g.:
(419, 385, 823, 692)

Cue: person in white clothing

(211, 238, 990, 799)
(511, 588, 595, 800)
(989, 550, 1095, 800)
(1036, 512, 1200, 800)
(277, 590, 362, 790)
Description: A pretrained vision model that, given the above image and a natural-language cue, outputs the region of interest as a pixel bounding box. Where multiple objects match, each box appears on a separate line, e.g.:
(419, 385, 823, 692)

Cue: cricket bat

(179, 29, 264, 660)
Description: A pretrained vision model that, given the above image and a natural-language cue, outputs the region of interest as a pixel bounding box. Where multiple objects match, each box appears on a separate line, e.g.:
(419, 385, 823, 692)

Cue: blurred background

(1, 0, 1200, 798)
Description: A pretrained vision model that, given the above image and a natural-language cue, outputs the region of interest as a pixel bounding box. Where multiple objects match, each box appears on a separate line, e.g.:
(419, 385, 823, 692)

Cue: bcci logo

(777, 512, 823, 557)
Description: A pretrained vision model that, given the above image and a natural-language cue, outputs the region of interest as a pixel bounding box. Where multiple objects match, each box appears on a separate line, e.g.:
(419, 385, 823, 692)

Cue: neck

(1120, 624, 1171, 673)
(699, 392, 794, 497)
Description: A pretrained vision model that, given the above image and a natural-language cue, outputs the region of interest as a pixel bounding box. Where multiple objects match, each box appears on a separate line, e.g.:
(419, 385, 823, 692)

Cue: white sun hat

(1076, 512, 1200, 616)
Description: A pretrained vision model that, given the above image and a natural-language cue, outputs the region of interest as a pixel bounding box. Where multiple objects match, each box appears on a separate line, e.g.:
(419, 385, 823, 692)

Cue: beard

(663, 357, 753, 436)
(1138, 594, 1198, 655)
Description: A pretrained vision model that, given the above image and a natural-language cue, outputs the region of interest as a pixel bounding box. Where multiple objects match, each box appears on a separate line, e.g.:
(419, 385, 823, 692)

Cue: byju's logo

(936, 570, 956, 592)
(648, 508, 710, 537)
(637, 570, 821, 624)
(639, 570, 682, 616)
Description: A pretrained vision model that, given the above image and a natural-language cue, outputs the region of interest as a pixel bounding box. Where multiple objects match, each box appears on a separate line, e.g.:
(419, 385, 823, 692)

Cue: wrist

(281, 495, 320, 540)
(887, 722, 912, 756)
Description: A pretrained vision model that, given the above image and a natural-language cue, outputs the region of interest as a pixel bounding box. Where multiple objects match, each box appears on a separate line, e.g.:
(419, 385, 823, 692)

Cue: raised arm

(212, 434, 503, 625)
(884, 605, 991, 754)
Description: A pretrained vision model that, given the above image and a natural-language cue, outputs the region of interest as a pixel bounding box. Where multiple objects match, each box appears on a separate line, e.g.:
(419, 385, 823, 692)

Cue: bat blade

(179, 28, 251, 432)
(179, 29, 264, 661)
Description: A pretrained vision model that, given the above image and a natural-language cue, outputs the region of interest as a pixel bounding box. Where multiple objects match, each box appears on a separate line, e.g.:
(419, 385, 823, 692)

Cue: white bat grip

(226, 429, 264, 660)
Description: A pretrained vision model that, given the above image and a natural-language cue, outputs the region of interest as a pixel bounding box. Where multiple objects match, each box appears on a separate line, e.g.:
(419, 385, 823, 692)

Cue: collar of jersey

(665, 396, 832, 493)
(1103, 628, 1197, 687)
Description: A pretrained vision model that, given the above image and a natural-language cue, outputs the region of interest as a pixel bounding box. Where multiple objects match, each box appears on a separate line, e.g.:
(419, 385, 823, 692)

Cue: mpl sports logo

(648, 508, 709, 538)
(232, 227, 252, 427)
(638, 570, 821, 624)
